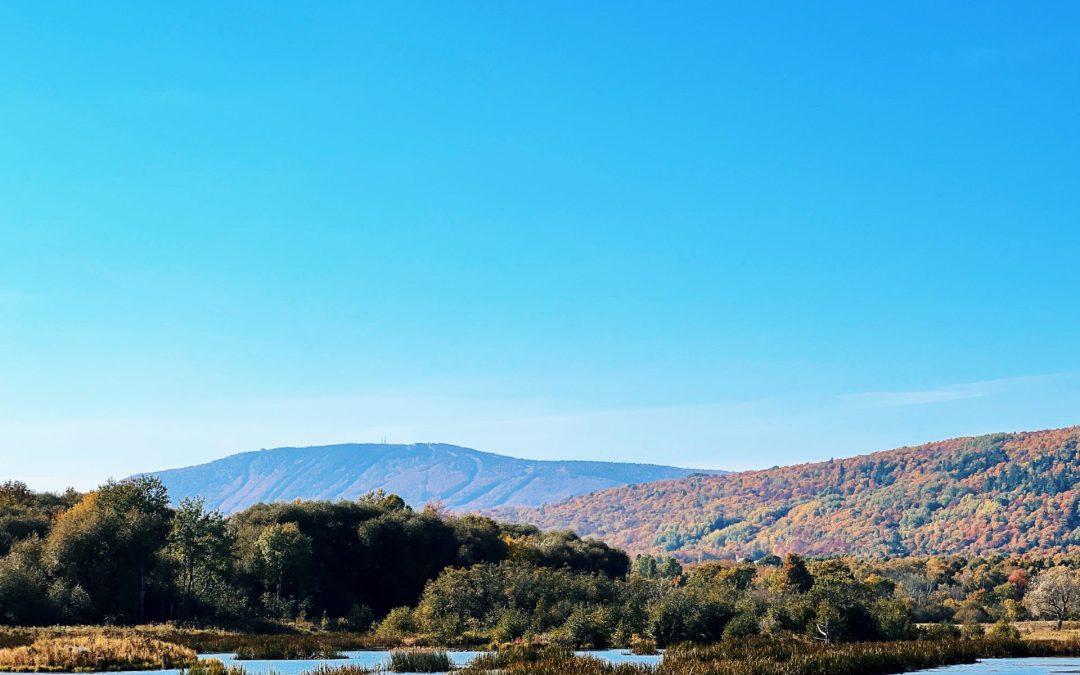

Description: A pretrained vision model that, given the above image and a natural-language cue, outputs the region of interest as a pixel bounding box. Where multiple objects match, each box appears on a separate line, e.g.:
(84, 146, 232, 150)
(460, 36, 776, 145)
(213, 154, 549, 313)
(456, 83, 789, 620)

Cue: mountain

(499, 426, 1080, 561)
(142, 443, 723, 514)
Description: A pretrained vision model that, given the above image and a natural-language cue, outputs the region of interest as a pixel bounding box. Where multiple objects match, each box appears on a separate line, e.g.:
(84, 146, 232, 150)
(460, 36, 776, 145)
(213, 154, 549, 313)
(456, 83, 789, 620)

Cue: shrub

(987, 620, 1021, 640)
(377, 607, 420, 642)
(346, 605, 376, 633)
(722, 612, 760, 640)
(491, 609, 529, 644)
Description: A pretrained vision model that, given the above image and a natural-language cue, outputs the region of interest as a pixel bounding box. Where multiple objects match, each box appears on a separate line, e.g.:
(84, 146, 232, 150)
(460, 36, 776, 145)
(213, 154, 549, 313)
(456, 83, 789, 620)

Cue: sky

(2, 3, 1079, 491)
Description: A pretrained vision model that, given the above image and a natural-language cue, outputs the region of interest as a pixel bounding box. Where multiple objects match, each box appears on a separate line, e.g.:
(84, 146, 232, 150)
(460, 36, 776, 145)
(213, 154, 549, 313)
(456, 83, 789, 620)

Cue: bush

(920, 622, 961, 641)
(388, 649, 452, 673)
(491, 609, 529, 644)
(987, 620, 1021, 640)
(346, 605, 375, 633)
(563, 606, 613, 649)
(722, 612, 760, 640)
(376, 607, 420, 642)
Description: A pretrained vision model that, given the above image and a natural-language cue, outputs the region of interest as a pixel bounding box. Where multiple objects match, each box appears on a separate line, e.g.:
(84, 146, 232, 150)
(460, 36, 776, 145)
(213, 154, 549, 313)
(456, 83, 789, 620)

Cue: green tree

(631, 554, 658, 579)
(45, 477, 170, 622)
(256, 522, 311, 602)
(166, 497, 233, 619)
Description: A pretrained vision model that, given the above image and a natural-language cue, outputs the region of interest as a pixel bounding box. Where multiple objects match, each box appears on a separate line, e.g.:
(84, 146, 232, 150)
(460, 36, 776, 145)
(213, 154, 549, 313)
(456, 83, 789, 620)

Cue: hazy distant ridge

(143, 443, 722, 513)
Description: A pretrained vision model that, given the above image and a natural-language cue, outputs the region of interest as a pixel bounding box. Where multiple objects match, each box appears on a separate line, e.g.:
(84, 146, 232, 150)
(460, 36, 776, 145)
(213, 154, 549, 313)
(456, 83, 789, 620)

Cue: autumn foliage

(506, 427, 1080, 560)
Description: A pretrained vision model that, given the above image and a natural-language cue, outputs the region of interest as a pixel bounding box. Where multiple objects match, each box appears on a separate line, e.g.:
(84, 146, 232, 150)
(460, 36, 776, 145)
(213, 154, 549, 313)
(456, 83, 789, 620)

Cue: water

(918, 658, 1080, 675)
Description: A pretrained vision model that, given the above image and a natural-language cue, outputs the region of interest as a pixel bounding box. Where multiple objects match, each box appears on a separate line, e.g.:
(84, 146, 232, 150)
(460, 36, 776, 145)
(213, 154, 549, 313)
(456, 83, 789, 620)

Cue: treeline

(0, 479, 626, 628)
(6, 477, 1080, 649)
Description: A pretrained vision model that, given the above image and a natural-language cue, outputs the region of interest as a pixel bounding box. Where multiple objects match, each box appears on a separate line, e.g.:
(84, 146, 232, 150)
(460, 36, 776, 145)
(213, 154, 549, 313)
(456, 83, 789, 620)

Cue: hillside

(501, 426, 1080, 561)
(142, 442, 721, 513)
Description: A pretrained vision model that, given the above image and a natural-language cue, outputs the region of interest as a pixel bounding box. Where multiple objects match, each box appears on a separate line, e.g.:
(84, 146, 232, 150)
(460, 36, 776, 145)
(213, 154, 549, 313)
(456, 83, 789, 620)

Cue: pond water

(919, 658, 1080, 675)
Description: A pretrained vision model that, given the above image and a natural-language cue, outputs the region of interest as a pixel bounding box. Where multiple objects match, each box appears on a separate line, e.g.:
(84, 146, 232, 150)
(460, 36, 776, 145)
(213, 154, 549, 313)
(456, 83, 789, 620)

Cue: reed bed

(387, 648, 453, 673)
(0, 627, 385, 654)
(629, 636, 659, 656)
(182, 659, 249, 675)
(0, 634, 197, 672)
(233, 635, 346, 660)
(304, 664, 380, 675)
(462, 638, 1080, 675)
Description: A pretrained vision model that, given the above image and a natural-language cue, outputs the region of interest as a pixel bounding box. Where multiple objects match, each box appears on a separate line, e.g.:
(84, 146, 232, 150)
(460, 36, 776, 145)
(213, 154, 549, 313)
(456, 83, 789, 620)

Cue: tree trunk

(139, 566, 146, 623)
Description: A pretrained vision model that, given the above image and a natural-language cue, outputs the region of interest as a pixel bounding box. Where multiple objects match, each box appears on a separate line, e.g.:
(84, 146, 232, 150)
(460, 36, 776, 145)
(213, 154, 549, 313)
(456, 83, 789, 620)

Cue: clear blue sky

(2, 2, 1079, 490)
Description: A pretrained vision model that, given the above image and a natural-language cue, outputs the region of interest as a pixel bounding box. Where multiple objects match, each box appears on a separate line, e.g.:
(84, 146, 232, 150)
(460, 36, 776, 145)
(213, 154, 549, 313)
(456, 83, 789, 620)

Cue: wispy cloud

(837, 373, 1068, 408)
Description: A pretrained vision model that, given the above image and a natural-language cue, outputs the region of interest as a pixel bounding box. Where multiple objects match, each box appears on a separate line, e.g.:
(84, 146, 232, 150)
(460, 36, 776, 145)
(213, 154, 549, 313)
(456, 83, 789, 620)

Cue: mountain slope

(501, 426, 1080, 560)
(142, 443, 722, 514)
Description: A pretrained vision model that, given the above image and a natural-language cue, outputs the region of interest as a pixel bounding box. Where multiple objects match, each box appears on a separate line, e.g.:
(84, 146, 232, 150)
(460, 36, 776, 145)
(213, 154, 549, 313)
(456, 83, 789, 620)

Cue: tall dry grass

(387, 648, 453, 673)
(462, 637, 1080, 675)
(0, 634, 196, 672)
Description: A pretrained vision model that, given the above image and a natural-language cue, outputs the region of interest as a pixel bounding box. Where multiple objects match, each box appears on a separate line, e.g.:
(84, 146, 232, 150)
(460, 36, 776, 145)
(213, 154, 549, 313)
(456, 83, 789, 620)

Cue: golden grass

(0, 626, 385, 654)
(462, 638, 1080, 675)
(0, 634, 197, 672)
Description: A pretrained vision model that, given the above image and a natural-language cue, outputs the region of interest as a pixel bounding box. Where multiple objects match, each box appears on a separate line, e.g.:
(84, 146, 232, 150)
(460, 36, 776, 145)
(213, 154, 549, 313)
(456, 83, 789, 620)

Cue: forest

(507, 427, 1080, 560)
(4, 477, 1080, 649)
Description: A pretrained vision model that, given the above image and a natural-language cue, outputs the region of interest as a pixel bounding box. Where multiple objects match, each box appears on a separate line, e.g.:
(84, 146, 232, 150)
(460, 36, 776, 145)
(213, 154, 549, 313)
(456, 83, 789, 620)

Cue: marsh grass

(462, 638, 1080, 675)
(387, 649, 453, 673)
(305, 664, 381, 675)
(628, 636, 658, 656)
(0, 634, 197, 672)
(0, 627, 386, 654)
(182, 659, 249, 675)
(233, 636, 346, 660)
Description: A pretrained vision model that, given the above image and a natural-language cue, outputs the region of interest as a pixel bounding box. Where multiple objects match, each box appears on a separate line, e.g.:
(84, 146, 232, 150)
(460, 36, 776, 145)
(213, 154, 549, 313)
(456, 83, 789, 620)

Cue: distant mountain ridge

(498, 426, 1080, 561)
(142, 443, 724, 514)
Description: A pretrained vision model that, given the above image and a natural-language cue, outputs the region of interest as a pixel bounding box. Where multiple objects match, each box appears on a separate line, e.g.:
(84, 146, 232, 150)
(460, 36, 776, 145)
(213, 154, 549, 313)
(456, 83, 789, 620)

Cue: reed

(462, 638, 1080, 675)
(0, 634, 197, 672)
(304, 664, 380, 675)
(182, 659, 249, 675)
(387, 648, 453, 673)
(233, 635, 346, 660)
(628, 636, 658, 656)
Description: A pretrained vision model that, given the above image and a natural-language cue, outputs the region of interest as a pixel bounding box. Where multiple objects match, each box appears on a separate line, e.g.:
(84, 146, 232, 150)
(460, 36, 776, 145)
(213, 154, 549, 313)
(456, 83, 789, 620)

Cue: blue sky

(2, 3, 1079, 490)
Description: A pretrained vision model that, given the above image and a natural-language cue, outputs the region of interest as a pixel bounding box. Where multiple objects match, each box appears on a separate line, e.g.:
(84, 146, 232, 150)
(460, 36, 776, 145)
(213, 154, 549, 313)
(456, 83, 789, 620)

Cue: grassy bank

(463, 638, 1080, 675)
(0, 634, 196, 672)
(0, 626, 385, 654)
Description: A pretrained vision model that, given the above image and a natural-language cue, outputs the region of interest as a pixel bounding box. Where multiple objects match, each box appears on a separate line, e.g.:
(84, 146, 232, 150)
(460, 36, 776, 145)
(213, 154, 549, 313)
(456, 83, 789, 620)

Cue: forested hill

(142, 443, 721, 514)
(499, 426, 1080, 561)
